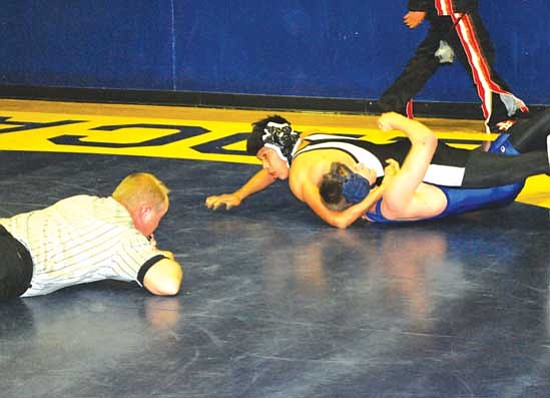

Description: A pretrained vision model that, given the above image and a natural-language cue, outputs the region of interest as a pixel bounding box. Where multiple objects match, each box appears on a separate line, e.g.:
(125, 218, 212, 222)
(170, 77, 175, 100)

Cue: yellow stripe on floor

(0, 99, 547, 208)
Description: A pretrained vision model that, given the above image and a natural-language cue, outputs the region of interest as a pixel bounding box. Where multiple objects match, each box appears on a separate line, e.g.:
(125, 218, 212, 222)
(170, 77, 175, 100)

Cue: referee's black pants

(0, 225, 33, 299)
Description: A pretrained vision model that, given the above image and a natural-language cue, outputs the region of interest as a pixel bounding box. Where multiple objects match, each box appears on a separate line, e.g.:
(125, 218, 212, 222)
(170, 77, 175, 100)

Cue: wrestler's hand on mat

(403, 11, 425, 29)
(205, 193, 242, 210)
(378, 112, 406, 131)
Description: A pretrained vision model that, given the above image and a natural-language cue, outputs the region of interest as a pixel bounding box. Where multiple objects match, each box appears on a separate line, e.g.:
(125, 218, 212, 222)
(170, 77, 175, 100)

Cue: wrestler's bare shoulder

(289, 151, 349, 201)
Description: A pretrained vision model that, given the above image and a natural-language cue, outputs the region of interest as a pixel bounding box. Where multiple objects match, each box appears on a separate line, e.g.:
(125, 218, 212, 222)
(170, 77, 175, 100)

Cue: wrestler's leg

(426, 141, 548, 188)
(377, 27, 441, 114)
(353, 136, 549, 189)
(461, 150, 548, 187)
(505, 108, 550, 153)
(436, 181, 525, 220)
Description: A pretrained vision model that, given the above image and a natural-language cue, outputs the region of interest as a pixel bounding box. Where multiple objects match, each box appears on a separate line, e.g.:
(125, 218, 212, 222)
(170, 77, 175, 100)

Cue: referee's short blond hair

(112, 173, 170, 211)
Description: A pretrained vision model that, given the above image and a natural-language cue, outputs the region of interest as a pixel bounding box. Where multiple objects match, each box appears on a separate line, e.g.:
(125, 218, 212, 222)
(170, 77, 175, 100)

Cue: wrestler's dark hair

(246, 114, 292, 156)
(319, 162, 352, 206)
(319, 177, 343, 205)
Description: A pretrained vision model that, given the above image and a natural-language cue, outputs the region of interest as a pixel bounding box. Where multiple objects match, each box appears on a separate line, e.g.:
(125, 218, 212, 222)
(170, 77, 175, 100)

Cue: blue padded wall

(1, 1, 549, 105)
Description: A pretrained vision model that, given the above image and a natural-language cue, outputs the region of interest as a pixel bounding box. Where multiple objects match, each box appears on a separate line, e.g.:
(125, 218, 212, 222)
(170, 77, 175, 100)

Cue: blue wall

(2, 1, 549, 105)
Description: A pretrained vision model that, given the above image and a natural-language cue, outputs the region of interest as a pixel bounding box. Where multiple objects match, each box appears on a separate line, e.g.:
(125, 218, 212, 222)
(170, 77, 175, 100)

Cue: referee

(0, 173, 183, 298)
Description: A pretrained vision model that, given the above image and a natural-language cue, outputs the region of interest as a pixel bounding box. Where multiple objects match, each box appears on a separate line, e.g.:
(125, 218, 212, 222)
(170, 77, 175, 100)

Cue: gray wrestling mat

(1, 148, 549, 397)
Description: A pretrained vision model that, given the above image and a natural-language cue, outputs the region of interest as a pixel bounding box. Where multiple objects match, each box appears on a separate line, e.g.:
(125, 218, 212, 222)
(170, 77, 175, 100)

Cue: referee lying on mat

(0, 173, 183, 298)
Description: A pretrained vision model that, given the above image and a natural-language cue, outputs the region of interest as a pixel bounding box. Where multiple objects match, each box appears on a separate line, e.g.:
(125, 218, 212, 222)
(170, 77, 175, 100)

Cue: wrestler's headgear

(246, 115, 301, 165)
(342, 172, 372, 204)
(320, 162, 373, 206)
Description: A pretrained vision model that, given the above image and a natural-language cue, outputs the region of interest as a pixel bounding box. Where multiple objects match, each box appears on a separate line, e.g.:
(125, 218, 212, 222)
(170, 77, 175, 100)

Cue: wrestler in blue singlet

(365, 133, 525, 223)
(365, 182, 524, 223)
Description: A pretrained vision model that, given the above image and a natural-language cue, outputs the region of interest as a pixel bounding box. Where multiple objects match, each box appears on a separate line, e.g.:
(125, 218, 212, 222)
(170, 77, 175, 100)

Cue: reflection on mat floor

(1, 114, 550, 397)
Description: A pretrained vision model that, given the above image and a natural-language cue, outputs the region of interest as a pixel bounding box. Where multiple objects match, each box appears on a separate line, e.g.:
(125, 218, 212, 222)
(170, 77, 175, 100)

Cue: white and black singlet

(292, 132, 549, 188)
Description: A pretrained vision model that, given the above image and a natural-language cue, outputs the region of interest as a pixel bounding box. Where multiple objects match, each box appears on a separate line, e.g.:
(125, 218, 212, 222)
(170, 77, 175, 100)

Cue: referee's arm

(140, 255, 183, 296)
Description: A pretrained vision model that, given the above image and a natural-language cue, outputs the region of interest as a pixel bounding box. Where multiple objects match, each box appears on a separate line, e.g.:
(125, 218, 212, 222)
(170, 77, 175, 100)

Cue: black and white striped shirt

(0, 195, 163, 297)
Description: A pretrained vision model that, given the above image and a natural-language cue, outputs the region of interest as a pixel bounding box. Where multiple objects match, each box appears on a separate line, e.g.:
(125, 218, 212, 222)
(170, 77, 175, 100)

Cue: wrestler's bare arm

(205, 168, 276, 210)
(377, 113, 443, 219)
(298, 179, 385, 229)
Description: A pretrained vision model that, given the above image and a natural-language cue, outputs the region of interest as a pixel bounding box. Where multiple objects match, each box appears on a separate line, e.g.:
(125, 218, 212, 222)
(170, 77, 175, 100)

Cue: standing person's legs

(0, 226, 33, 299)
(377, 26, 442, 116)
(447, 12, 527, 133)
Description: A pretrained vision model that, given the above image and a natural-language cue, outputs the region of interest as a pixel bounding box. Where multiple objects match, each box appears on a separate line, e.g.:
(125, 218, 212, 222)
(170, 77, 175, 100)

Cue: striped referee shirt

(0, 195, 164, 297)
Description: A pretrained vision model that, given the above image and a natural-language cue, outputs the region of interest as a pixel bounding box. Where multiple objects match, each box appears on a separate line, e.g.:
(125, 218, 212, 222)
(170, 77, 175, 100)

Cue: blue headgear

(342, 173, 372, 204)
